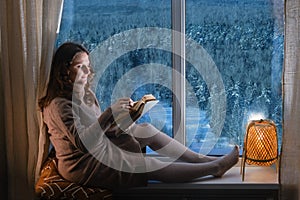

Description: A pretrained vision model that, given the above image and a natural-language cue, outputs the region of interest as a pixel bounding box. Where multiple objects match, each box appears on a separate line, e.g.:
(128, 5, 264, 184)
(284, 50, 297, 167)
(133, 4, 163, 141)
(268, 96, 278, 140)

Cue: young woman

(39, 42, 239, 190)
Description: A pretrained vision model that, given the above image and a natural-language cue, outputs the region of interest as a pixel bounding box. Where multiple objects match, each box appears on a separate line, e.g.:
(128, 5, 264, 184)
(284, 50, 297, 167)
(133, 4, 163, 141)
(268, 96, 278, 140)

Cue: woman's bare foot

(212, 145, 239, 177)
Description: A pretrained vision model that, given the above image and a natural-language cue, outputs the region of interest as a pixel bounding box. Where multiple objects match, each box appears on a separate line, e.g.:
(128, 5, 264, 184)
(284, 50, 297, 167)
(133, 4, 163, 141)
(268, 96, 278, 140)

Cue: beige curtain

(0, 0, 63, 199)
(280, 0, 300, 199)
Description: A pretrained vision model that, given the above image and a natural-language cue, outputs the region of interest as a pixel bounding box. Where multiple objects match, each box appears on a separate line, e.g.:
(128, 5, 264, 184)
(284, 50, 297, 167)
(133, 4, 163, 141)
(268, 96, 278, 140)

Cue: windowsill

(113, 160, 279, 199)
(146, 156, 278, 187)
(113, 159, 279, 200)
(146, 165, 278, 190)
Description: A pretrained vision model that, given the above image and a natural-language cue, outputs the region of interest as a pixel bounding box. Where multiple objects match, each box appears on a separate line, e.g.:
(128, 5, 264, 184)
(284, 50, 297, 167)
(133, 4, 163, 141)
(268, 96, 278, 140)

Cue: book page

(140, 100, 159, 117)
(111, 96, 159, 136)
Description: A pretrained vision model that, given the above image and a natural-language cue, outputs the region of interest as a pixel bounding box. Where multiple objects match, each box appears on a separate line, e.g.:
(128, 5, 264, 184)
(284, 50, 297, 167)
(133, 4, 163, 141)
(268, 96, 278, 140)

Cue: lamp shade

(241, 119, 278, 180)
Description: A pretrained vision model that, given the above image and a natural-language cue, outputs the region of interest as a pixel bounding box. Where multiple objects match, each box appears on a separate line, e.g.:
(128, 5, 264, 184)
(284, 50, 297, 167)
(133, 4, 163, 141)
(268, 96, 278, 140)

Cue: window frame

(172, 0, 186, 144)
(171, 0, 283, 152)
(56, 0, 284, 154)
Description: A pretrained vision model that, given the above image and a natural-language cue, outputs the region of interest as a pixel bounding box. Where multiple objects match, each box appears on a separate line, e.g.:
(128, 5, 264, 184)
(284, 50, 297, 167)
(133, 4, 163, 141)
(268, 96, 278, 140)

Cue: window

(56, 0, 284, 155)
(185, 0, 284, 154)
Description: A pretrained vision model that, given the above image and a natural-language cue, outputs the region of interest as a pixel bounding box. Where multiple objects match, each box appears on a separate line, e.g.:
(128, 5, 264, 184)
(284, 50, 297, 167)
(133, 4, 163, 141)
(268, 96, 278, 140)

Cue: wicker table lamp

(240, 119, 278, 181)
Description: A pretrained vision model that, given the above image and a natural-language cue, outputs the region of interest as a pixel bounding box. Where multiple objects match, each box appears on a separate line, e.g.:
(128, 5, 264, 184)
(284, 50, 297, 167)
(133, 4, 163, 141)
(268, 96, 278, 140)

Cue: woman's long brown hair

(39, 42, 94, 110)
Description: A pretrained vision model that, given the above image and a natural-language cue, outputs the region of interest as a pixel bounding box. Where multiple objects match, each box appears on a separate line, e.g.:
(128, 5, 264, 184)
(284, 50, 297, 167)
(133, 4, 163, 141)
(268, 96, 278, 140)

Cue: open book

(112, 94, 159, 133)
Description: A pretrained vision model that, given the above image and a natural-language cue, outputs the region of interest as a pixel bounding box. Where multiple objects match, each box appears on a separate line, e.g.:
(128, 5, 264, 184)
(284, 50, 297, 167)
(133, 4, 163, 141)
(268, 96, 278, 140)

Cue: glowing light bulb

(248, 112, 265, 121)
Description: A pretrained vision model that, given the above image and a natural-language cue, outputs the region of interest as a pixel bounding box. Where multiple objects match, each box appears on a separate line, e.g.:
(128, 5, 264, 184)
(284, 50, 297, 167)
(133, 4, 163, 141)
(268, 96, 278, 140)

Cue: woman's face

(68, 52, 91, 86)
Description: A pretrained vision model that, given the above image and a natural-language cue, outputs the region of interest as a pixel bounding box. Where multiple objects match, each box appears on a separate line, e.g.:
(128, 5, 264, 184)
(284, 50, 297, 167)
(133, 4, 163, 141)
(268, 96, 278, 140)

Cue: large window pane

(186, 0, 284, 155)
(56, 0, 173, 143)
(56, 0, 284, 156)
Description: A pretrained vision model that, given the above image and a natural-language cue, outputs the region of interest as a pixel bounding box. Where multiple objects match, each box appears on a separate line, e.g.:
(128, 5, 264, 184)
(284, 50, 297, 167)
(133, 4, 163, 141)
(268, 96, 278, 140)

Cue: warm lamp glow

(240, 119, 278, 181)
(247, 112, 265, 121)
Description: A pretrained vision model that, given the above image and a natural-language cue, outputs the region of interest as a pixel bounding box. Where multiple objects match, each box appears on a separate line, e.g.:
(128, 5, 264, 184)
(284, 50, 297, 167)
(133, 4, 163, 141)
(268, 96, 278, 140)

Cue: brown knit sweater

(43, 96, 147, 190)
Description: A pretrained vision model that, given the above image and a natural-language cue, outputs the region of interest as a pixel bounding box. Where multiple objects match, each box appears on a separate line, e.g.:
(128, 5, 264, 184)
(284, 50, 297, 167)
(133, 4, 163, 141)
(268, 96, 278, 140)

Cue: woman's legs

(145, 145, 239, 182)
(131, 123, 218, 163)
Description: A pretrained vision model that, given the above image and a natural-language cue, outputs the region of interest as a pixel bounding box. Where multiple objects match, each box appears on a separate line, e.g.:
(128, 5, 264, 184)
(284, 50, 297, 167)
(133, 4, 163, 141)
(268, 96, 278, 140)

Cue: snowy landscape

(56, 0, 284, 155)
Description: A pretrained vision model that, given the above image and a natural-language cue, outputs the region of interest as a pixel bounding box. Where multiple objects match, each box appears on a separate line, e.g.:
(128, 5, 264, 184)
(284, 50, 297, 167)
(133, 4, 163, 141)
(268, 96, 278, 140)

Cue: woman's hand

(110, 97, 134, 114)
